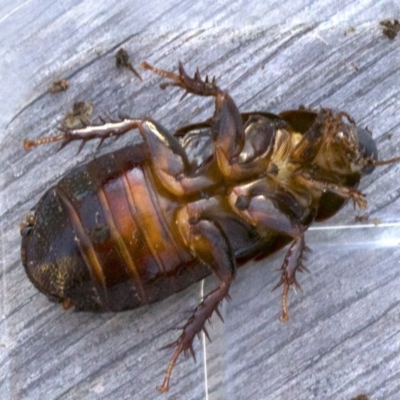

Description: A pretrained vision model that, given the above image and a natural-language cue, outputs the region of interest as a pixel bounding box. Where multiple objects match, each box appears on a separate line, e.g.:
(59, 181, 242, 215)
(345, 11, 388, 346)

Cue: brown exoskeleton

(21, 61, 399, 391)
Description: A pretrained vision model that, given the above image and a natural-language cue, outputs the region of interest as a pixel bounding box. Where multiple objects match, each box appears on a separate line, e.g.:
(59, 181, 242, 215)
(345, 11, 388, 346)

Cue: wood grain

(1, 1, 400, 399)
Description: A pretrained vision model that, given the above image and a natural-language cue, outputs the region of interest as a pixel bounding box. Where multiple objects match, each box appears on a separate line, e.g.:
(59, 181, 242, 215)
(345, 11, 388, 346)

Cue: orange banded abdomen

(21, 144, 209, 311)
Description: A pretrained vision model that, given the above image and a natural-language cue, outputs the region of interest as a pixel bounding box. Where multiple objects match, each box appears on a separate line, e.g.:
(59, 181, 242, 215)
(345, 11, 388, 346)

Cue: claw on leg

(280, 277, 290, 323)
(157, 212, 236, 391)
(157, 284, 230, 392)
(24, 134, 67, 150)
(157, 342, 184, 393)
(273, 234, 309, 322)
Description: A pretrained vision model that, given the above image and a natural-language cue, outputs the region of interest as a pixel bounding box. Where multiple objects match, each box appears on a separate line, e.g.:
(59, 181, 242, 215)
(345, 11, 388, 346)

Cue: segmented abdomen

(22, 145, 209, 311)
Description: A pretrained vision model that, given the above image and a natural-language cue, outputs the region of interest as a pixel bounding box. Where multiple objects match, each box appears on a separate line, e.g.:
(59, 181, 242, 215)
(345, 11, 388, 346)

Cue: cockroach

(20, 61, 400, 392)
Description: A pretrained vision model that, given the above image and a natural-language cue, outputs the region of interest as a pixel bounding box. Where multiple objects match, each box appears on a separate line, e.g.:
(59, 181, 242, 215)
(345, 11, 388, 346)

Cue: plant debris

(49, 79, 70, 93)
(380, 19, 400, 40)
(63, 101, 93, 128)
(115, 48, 142, 80)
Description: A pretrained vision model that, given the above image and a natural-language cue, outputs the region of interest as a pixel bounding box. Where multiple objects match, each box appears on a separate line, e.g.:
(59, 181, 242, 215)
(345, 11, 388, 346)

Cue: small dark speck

(63, 101, 93, 128)
(380, 19, 400, 40)
(115, 48, 142, 81)
(350, 395, 369, 400)
(49, 79, 69, 93)
(372, 217, 381, 226)
(355, 213, 369, 223)
(344, 26, 356, 36)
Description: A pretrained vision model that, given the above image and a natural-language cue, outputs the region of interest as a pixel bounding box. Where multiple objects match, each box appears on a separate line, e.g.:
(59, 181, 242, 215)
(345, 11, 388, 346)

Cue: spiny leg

(26, 62, 262, 185)
(23, 118, 143, 151)
(24, 114, 220, 196)
(141, 61, 246, 168)
(229, 182, 311, 322)
(159, 282, 231, 393)
(158, 204, 236, 392)
(141, 61, 220, 98)
(143, 61, 277, 181)
(272, 234, 310, 322)
(24, 61, 222, 150)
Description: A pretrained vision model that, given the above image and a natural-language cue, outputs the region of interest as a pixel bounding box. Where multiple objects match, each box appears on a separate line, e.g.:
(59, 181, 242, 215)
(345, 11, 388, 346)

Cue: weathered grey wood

(1, 1, 400, 399)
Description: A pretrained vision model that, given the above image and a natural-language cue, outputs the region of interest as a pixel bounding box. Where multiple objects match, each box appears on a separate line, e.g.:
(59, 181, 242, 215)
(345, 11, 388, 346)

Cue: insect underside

(22, 60, 399, 392)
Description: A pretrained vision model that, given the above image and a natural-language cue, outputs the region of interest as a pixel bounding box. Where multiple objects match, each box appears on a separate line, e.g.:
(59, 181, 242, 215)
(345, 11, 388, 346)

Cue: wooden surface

(1, 1, 400, 399)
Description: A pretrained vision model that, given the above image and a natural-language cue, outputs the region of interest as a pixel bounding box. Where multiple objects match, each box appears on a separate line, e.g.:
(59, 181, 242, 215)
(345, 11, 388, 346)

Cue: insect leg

(141, 61, 221, 97)
(158, 203, 236, 392)
(139, 103, 278, 196)
(24, 113, 220, 196)
(142, 62, 252, 168)
(136, 120, 219, 196)
(272, 234, 309, 322)
(229, 185, 310, 322)
(295, 174, 367, 209)
(23, 118, 143, 151)
(174, 120, 213, 137)
(142, 62, 278, 180)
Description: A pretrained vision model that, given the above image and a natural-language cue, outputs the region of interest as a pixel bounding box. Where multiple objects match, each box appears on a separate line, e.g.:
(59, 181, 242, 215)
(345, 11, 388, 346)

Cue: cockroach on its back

(20, 61, 400, 392)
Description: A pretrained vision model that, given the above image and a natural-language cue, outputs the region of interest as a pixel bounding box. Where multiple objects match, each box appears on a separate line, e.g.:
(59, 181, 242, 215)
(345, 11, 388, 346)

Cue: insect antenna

(373, 155, 400, 166)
